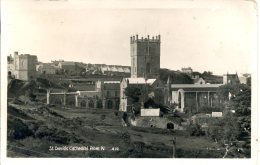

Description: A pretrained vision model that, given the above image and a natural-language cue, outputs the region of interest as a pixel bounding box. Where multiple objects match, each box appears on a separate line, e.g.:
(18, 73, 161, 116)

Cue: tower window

(146, 47, 149, 54)
(146, 63, 151, 73)
(146, 46, 151, 54)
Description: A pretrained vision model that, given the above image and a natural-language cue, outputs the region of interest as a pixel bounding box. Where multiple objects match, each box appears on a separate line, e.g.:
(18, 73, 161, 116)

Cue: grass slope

(7, 103, 224, 158)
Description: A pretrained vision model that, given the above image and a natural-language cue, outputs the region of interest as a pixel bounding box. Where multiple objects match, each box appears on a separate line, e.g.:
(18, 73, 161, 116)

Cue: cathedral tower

(130, 34, 161, 79)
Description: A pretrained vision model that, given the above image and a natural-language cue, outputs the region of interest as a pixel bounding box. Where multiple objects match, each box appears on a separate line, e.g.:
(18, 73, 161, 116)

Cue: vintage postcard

(1, 0, 258, 165)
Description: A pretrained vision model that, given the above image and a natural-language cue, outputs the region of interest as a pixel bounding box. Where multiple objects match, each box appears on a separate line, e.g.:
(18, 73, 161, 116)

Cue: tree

(124, 86, 142, 102)
(230, 84, 251, 116)
(217, 84, 240, 101)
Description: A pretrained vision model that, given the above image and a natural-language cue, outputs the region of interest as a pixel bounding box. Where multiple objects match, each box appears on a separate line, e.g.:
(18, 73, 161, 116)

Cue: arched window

(146, 63, 151, 73)
(54, 98, 62, 105)
(178, 92, 182, 108)
(68, 100, 75, 106)
(80, 100, 86, 107)
(167, 123, 174, 129)
(107, 100, 113, 109)
(88, 100, 94, 108)
(96, 100, 103, 109)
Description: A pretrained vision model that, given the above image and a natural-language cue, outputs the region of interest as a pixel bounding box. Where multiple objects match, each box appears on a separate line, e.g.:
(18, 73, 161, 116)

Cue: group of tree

(159, 69, 193, 84)
(187, 82, 251, 157)
(209, 83, 251, 157)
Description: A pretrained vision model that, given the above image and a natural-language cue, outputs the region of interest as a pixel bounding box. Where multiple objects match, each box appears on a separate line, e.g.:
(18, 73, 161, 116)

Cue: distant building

(8, 51, 38, 81)
(170, 84, 222, 113)
(181, 67, 193, 75)
(223, 73, 240, 85)
(130, 35, 161, 79)
(36, 63, 57, 75)
(193, 77, 206, 84)
(238, 73, 251, 85)
(58, 61, 76, 74)
(47, 80, 120, 109)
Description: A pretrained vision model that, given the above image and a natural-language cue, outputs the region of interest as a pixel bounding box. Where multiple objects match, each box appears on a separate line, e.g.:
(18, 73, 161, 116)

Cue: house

(36, 63, 57, 75)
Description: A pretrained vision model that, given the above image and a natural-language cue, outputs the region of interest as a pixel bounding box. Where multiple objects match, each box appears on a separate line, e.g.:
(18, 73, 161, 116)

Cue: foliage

(100, 114, 106, 120)
(8, 118, 33, 140)
(159, 69, 193, 84)
(207, 112, 240, 143)
(230, 84, 251, 116)
(124, 86, 142, 102)
(199, 106, 222, 113)
(153, 88, 165, 105)
(202, 71, 213, 76)
(187, 124, 205, 136)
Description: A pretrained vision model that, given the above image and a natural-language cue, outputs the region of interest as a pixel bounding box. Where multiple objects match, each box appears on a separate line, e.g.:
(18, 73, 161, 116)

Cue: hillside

(7, 101, 225, 158)
(159, 69, 193, 84)
(159, 69, 223, 84)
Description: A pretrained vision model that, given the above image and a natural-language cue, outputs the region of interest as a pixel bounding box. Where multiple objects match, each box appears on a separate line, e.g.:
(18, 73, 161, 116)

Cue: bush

(8, 118, 33, 140)
(187, 124, 205, 136)
(199, 106, 222, 113)
(100, 114, 106, 120)
(132, 141, 145, 153)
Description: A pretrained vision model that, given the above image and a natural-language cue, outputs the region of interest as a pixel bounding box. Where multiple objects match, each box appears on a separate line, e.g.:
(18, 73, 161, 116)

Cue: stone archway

(167, 123, 174, 129)
(68, 100, 75, 106)
(54, 98, 62, 105)
(115, 100, 120, 109)
(80, 100, 87, 108)
(96, 100, 103, 109)
(106, 100, 113, 109)
(177, 89, 185, 112)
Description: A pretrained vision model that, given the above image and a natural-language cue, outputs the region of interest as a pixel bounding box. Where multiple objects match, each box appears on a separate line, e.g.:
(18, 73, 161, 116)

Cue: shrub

(8, 118, 33, 140)
(100, 114, 106, 120)
(187, 124, 205, 136)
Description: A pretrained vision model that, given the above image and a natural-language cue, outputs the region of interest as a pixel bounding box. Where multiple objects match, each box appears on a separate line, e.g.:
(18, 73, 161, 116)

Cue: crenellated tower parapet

(130, 34, 161, 44)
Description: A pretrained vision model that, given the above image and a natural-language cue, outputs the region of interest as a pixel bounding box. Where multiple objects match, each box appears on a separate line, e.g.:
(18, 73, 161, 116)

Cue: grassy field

(7, 103, 225, 158)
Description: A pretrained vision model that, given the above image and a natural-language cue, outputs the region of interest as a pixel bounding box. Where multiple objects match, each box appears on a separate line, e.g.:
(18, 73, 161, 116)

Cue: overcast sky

(2, 0, 257, 75)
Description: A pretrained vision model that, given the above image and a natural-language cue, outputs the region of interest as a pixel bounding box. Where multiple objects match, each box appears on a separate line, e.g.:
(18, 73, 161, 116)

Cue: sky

(2, 0, 257, 75)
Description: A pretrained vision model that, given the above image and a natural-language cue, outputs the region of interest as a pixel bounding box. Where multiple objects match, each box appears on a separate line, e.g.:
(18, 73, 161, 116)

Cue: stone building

(130, 35, 161, 79)
(36, 63, 57, 75)
(170, 84, 222, 113)
(47, 80, 120, 110)
(223, 73, 240, 85)
(8, 52, 38, 81)
(181, 67, 193, 75)
(58, 61, 77, 75)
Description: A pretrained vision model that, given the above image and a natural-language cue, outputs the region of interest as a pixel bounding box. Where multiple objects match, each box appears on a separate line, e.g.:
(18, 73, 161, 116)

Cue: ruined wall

(130, 117, 183, 130)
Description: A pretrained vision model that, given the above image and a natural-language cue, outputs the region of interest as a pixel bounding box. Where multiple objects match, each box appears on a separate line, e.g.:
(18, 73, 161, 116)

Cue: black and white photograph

(1, 0, 258, 164)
